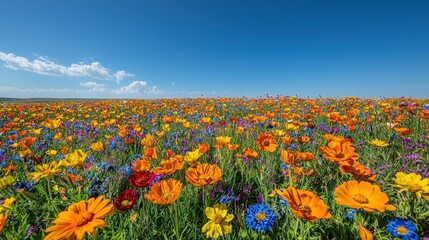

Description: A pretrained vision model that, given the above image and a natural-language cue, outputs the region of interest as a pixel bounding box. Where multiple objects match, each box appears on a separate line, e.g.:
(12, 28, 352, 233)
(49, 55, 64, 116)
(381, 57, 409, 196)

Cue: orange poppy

(185, 163, 222, 187)
(334, 180, 396, 212)
(143, 147, 158, 160)
(275, 186, 331, 221)
(295, 136, 310, 144)
(281, 150, 301, 166)
(215, 136, 232, 148)
(300, 152, 316, 161)
(281, 135, 293, 146)
(140, 134, 156, 147)
(227, 144, 239, 151)
(358, 223, 373, 240)
(153, 156, 185, 175)
(144, 179, 183, 205)
(133, 159, 151, 172)
(393, 127, 412, 136)
(318, 140, 358, 166)
(242, 147, 258, 159)
(339, 161, 376, 182)
(198, 143, 210, 154)
(255, 133, 277, 152)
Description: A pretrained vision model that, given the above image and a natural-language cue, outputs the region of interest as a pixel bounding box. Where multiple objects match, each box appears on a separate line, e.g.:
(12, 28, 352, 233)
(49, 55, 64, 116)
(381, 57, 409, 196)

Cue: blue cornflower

(386, 218, 418, 240)
(245, 203, 277, 232)
(219, 195, 236, 204)
(344, 209, 357, 220)
(279, 195, 288, 207)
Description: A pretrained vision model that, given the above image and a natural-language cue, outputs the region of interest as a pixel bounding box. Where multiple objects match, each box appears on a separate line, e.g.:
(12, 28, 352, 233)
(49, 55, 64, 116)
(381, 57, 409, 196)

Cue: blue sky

(1, 0, 428, 99)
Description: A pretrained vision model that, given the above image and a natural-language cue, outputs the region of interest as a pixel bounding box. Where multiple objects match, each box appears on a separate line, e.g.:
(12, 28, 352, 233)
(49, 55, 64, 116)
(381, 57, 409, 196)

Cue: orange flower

(198, 143, 210, 154)
(323, 134, 345, 142)
(215, 136, 231, 148)
(44, 196, 114, 240)
(281, 135, 293, 146)
(90, 142, 104, 152)
(0, 211, 8, 233)
(242, 147, 258, 159)
(18, 136, 36, 148)
(133, 159, 151, 172)
(153, 156, 185, 175)
(275, 186, 331, 221)
(295, 136, 310, 144)
(227, 144, 239, 151)
(141, 134, 156, 147)
(143, 147, 158, 160)
(281, 150, 301, 166)
(394, 127, 412, 136)
(300, 152, 316, 161)
(334, 180, 396, 212)
(144, 179, 183, 205)
(318, 140, 358, 166)
(255, 133, 277, 152)
(339, 161, 376, 182)
(185, 163, 222, 187)
(358, 223, 373, 240)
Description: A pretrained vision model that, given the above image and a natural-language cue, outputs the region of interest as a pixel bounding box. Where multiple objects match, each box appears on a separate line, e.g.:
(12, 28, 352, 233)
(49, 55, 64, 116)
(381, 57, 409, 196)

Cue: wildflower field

(0, 96, 428, 239)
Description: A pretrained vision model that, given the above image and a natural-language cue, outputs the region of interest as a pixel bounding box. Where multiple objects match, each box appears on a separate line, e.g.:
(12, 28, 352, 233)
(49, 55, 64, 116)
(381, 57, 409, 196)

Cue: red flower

(129, 171, 155, 188)
(114, 189, 139, 211)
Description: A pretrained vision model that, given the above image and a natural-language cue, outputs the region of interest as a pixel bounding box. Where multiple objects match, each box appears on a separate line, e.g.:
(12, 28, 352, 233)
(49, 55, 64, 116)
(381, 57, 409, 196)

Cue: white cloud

(113, 81, 147, 94)
(80, 81, 108, 93)
(0, 51, 133, 81)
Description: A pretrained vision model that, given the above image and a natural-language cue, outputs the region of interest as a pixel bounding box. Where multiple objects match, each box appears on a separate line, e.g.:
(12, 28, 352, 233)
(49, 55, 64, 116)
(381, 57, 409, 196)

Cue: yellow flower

(0, 176, 15, 190)
(392, 172, 429, 199)
(369, 139, 389, 147)
(31, 128, 42, 135)
(28, 161, 62, 182)
(45, 119, 62, 129)
(0, 197, 15, 212)
(60, 149, 88, 167)
(90, 142, 104, 152)
(202, 204, 234, 239)
(184, 149, 203, 164)
(46, 150, 58, 156)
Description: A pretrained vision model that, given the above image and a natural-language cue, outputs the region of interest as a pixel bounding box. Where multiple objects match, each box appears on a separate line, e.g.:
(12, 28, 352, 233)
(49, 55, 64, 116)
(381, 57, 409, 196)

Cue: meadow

(0, 96, 428, 239)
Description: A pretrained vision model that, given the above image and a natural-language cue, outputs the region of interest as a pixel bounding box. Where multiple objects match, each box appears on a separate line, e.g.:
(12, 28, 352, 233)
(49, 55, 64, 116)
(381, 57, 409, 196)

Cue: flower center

(353, 194, 369, 204)
(255, 212, 266, 221)
(407, 183, 422, 191)
(263, 140, 270, 146)
(397, 226, 408, 235)
(299, 205, 312, 214)
(77, 212, 94, 227)
(213, 214, 223, 224)
(335, 153, 345, 158)
(121, 200, 132, 206)
(163, 192, 172, 200)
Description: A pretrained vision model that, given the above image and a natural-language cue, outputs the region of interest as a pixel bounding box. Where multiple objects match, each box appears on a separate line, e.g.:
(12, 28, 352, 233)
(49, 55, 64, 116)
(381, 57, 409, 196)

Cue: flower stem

(169, 204, 181, 240)
(46, 179, 59, 214)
